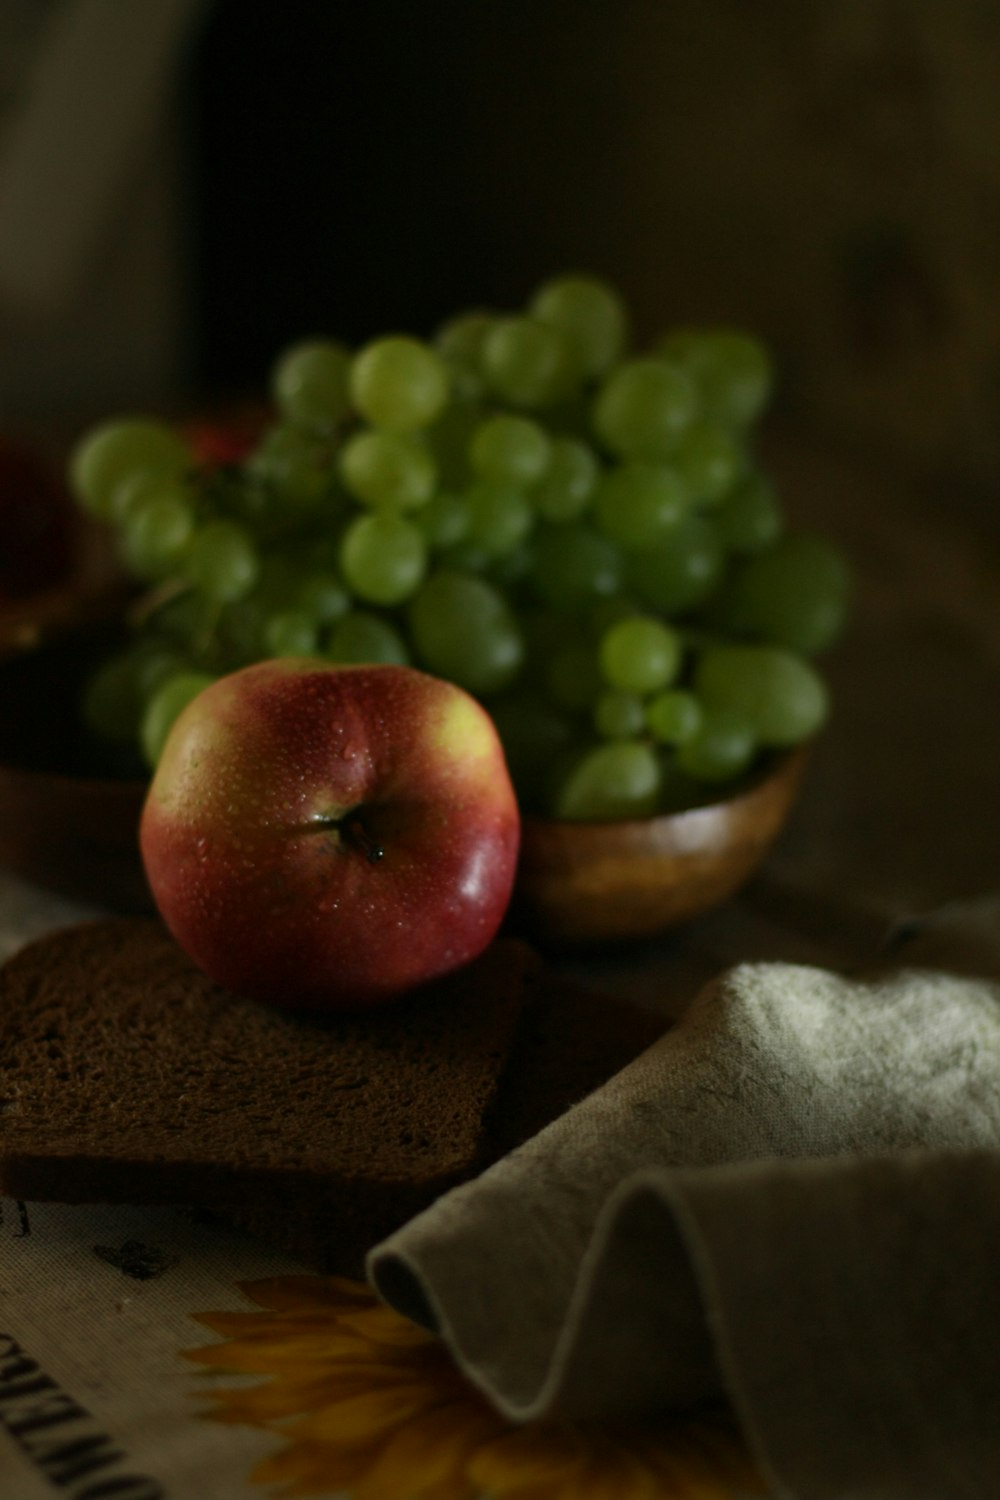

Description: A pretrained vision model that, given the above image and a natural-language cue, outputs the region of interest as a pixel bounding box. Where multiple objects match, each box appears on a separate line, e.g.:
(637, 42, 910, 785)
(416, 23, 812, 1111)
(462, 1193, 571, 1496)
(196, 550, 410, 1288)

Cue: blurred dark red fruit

(182, 405, 268, 469)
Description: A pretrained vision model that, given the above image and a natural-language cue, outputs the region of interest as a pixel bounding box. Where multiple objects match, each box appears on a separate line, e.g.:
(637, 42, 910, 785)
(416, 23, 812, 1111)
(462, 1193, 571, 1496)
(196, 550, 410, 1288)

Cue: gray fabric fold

(368, 957, 1000, 1499)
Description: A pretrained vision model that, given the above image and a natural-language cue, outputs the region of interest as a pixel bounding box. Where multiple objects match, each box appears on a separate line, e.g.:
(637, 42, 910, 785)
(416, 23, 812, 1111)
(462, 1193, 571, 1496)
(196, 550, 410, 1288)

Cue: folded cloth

(369, 927, 1000, 1500)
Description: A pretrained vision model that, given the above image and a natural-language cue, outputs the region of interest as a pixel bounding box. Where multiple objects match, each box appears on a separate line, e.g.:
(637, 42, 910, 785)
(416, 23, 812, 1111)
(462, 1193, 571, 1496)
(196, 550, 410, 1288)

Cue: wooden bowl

(513, 746, 810, 945)
(0, 600, 151, 911)
(0, 604, 810, 934)
(0, 759, 150, 911)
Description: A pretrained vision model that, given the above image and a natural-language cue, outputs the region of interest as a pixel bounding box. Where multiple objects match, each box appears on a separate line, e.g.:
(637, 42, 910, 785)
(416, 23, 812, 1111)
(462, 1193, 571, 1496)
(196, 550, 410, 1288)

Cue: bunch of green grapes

(68, 272, 850, 817)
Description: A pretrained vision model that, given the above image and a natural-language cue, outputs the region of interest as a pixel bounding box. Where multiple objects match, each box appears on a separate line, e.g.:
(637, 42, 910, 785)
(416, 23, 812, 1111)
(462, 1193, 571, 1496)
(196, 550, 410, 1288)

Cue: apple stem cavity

(341, 812, 385, 864)
(306, 808, 385, 864)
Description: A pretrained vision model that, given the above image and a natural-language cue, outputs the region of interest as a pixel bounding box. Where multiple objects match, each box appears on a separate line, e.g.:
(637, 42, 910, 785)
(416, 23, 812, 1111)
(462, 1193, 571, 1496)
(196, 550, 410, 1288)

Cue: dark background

(188, 1, 638, 381)
(2, 0, 999, 506)
(186, 0, 1000, 505)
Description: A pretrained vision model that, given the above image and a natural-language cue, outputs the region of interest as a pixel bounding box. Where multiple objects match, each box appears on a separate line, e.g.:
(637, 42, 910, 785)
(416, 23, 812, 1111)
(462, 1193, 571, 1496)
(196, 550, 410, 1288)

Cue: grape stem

(126, 578, 188, 629)
(192, 599, 224, 659)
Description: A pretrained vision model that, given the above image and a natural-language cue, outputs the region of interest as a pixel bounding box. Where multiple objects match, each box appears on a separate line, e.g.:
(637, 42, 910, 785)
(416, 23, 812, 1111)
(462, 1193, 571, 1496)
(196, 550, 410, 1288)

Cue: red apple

(139, 659, 520, 1009)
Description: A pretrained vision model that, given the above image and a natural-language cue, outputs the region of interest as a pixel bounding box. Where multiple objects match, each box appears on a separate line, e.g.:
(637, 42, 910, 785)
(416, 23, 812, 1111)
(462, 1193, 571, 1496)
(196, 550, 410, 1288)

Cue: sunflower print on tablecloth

(185, 1275, 764, 1500)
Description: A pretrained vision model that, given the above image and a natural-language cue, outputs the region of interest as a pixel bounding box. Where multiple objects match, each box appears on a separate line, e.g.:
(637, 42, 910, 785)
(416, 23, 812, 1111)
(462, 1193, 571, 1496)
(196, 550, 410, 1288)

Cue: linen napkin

(369, 903, 1000, 1500)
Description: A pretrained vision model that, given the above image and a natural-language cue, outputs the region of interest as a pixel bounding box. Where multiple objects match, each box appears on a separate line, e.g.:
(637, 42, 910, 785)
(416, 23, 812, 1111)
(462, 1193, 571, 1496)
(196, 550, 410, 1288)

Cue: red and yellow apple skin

(139, 660, 521, 1010)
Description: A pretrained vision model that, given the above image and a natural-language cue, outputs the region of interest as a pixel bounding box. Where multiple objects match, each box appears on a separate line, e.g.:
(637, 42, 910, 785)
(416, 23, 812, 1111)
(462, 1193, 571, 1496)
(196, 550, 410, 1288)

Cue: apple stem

(342, 815, 384, 864)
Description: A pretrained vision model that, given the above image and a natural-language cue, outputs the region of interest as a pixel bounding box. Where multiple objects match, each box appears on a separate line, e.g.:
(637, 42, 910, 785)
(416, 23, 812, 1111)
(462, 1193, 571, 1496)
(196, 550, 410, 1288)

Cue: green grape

(144, 588, 215, 650)
(426, 397, 482, 487)
(65, 278, 842, 804)
(645, 688, 703, 745)
(248, 552, 298, 607)
(489, 538, 535, 587)
(546, 641, 603, 712)
(140, 671, 216, 768)
(296, 572, 351, 624)
(439, 539, 491, 575)
(216, 596, 267, 664)
(716, 472, 784, 554)
(83, 642, 193, 747)
(69, 417, 190, 521)
(552, 741, 661, 821)
(695, 644, 828, 746)
(531, 524, 624, 612)
(349, 336, 449, 432)
(593, 689, 646, 740)
(246, 424, 331, 510)
(109, 469, 184, 526)
(133, 642, 192, 701)
(517, 608, 574, 687)
(676, 703, 757, 782)
(263, 610, 319, 657)
(591, 358, 697, 460)
(468, 413, 551, 487)
(416, 490, 469, 550)
(339, 511, 427, 606)
(593, 462, 688, 549)
(541, 391, 594, 441)
(658, 328, 772, 429)
(532, 436, 599, 522)
(409, 570, 524, 696)
(434, 310, 496, 398)
(118, 488, 195, 580)
(185, 521, 259, 602)
(338, 428, 436, 509)
(480, 316, 574, 407)
(672, 420, 743, 505)
(326, 611, 409, 665)
(82, 650, 150, 742)
(488, 690, 575, 809)
(530, 272, 628, 379)
(711, 532, 851, 654)
(628, 514, 725, 614)
(271, 338, 352, 429)
(435, 310, 496, 363)
(465, 482, 534, 557)
(599, 616, 682, 694)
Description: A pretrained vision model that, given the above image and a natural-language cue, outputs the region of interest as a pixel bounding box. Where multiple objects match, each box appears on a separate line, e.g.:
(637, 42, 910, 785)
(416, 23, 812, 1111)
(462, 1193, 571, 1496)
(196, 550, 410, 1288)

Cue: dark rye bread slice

(230, 971, 666, 1270)
(0, 919, 666, 1273)
(0, 918, 535, 1270)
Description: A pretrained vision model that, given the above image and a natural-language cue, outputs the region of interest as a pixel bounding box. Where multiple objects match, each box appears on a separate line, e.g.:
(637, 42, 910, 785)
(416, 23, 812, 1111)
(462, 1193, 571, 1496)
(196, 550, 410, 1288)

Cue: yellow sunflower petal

(337, 1307, 438, 1347)
(184, 1332, 346, 1374)
(187, 1275, 764, 1500)
(467, 1421, 591, 1488)
(251, 1434, 375, 1499)
(284, 1382, 444, 1444)
(561, 1436, 669, 1500)
(352, 1396, 504, 1500)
